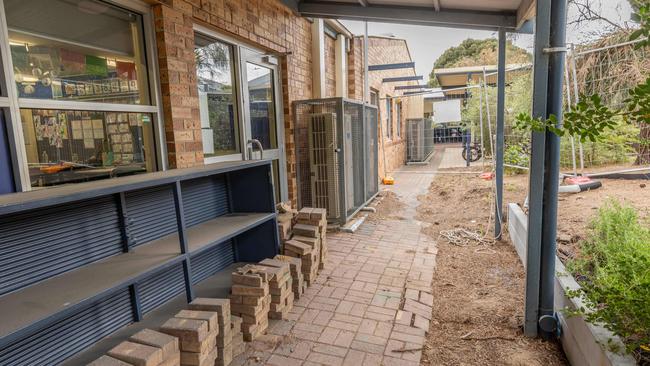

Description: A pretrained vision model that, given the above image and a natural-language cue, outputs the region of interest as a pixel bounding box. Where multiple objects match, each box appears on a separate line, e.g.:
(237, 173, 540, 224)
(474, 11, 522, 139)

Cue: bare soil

(367, 190, 406, 222)
(416, 167, 649, 365)
(417, 172, 568, 366)
(502, 174, 650, 262)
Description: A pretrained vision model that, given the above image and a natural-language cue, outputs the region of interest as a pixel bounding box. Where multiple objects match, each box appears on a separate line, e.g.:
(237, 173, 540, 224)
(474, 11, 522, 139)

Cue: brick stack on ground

(91, 328, 180, 366)
(276, 202, 296, 251)
(230, 265, 271, 341)
(159, 309, 217, 366)
(274, 254, 305, 299)
(295, 207, 328, 270)
(283, 238, 318, 286)
(230, 315, 245, 359)
(186, 298, 232, 366)
(258, 258, 294, 319)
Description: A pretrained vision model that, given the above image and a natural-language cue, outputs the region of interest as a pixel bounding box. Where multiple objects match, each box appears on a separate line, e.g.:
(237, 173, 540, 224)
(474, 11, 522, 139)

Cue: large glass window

(20, 109, 155, 187)
(195, 34, 240, 157)
(246, 62, 277, 150)
(2, 0, 159, 189)
(5, 0, 150, 105)
(385, 97, 392, 139)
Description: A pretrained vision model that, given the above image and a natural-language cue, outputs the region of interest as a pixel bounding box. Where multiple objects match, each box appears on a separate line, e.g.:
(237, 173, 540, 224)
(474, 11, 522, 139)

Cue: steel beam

(495, 29, 506, 240)
(394, 84, 426, 90)
(383, 75, 423, 83)
(369, 62, 415, 71)
(525, 0, 551, 338)
(298, 2, 520, 32)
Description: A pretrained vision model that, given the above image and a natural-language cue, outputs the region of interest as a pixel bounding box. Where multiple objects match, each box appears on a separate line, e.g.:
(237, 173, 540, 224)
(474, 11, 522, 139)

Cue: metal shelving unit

(0, 160, 279, 364)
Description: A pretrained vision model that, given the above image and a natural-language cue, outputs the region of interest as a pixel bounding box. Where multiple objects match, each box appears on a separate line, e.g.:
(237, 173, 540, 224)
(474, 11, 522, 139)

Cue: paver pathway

(233, 157, 441, 366)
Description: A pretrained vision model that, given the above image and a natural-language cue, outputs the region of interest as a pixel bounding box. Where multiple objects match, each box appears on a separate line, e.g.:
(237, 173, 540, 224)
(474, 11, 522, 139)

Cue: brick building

(0, 0, 422, 204)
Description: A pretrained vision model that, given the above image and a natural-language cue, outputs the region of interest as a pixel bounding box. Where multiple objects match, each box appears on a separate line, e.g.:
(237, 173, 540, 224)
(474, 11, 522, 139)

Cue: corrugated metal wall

(139, 264, 186, 315)
(0, 289, 133, 365)
(0, 197, 122, 296)
(190, 240, 235, 284)
(125, 186, 178, 247)
(181, 176, 229, 227)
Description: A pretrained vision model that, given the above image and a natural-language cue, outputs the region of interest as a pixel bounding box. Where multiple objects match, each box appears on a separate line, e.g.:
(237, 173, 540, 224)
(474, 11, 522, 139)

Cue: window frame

(0, 0, 166, 191)
(193, 29, 244, 165)
(396, 101, 402, 138)
(385, 96, 392, 140)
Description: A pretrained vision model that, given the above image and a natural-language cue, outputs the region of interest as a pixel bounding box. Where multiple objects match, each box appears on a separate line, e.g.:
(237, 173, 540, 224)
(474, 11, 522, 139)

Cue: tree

(427, 38, 532, 87)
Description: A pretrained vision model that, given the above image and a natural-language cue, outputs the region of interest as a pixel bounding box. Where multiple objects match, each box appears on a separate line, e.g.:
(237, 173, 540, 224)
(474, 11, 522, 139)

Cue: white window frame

(193, 24, 289, 202)
(385, 96, 392, 140)
(0, 0, 166, 192)
(396, 101, 402, 138)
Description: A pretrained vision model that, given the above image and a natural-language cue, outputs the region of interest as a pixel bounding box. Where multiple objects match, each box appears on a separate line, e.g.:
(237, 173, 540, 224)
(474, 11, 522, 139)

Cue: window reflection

(247, 63, 277, 150)
(195, 34, 240, 157)
(5, 0, 150, 105)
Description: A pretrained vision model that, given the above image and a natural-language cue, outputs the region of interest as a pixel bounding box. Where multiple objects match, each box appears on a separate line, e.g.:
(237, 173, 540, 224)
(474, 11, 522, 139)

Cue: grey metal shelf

(0, 212, 275, 340)
(0, 159, 280, 364)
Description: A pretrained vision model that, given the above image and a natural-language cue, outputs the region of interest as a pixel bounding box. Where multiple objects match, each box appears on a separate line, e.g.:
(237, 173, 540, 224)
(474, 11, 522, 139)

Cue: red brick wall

(153, 3, 203, 169)
(154, 0, 314, 205)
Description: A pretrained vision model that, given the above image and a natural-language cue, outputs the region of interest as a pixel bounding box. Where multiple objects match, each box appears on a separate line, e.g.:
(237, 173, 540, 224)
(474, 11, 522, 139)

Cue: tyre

(462, 147, 482, 162)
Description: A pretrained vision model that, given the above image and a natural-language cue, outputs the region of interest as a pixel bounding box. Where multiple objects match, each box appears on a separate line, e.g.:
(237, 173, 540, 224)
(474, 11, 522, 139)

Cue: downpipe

(538, 0, 568, 340)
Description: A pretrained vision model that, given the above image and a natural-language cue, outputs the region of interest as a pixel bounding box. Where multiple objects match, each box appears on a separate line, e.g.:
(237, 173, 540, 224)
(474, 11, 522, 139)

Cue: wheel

(462, 147, 481, 162)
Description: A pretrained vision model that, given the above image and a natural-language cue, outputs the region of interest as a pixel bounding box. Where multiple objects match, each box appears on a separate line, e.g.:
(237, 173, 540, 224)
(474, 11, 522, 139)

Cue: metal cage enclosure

(293, 98, 379, 225)
(406, 118, 435, 163)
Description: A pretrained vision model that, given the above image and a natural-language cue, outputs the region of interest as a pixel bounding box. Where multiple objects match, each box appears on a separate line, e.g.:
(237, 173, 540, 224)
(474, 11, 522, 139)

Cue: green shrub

(504, 144, 530, 174)
(567, 200, 650, 359)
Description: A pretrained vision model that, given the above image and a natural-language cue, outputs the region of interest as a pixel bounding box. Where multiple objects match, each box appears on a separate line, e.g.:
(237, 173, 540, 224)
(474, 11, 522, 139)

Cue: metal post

(172, 181, 195, 303)
(539, 0, 568, 340)
(563, 57, 578, 176)
(524, 0, 551, 338)
(569, 45, 585, 173)
(495, 29, 506, 240)
(478, 78, 485, 167)
(483, 69, 494, 158)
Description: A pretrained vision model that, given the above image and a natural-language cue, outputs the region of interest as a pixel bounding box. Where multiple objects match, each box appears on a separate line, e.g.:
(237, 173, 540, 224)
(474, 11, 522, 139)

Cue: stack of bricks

(283, 239, 319, 285)
(159, 310, 217, 366)
(274, 254, 305, 299)
(295, 207, 328, 270)
(92, 328, 179, 366)
(230, 265, 271, 341)
(186, 298, 232, 366)
(276, 202, 296, 251)
(230, 315, 245, 359)
(258, 258, 294, 319)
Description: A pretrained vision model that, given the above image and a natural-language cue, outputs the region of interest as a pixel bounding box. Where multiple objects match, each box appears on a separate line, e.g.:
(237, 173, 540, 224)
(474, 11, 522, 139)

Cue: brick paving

(228, 218, 437, 366)
(230, 159, 440, 366)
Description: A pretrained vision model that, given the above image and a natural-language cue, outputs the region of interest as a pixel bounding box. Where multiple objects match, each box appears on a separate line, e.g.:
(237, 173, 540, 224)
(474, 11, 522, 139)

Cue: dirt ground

(416, 167, 649, 365)
(502, 173, 650, 262)
(417, 171, 567, 366)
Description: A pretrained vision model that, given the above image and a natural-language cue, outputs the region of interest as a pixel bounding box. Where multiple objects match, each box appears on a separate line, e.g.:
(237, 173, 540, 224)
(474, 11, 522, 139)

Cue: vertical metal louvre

(0, 289, 133, 366)
(125, 185, 178, 247)
(181, 176, 230, 227)
(0, 197, 122, 296)
(190, 240, 235, 284)
(138, 263, 185, 315)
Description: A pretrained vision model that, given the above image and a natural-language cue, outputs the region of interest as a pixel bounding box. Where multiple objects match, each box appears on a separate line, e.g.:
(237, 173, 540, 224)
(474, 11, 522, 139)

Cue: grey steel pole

(525, 0, 551, 338)
(478, 77, 485, 168)
(539, 0, 568, 340)
(495, 29, 506, 240)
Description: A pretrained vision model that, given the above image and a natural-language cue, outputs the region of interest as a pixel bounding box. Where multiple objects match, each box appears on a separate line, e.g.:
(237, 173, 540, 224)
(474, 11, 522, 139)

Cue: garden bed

(508, 203, 637, 366)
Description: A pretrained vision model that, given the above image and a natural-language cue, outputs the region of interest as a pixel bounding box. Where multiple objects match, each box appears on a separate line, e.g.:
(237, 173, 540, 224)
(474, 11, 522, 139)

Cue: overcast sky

(340, 0, 635, 79)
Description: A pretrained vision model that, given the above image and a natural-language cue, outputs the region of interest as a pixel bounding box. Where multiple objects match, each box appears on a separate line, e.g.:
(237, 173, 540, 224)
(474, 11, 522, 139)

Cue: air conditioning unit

(407, 119, 425, 161)
(308, 113, 339, 219)
(343, 115, 354, 209)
